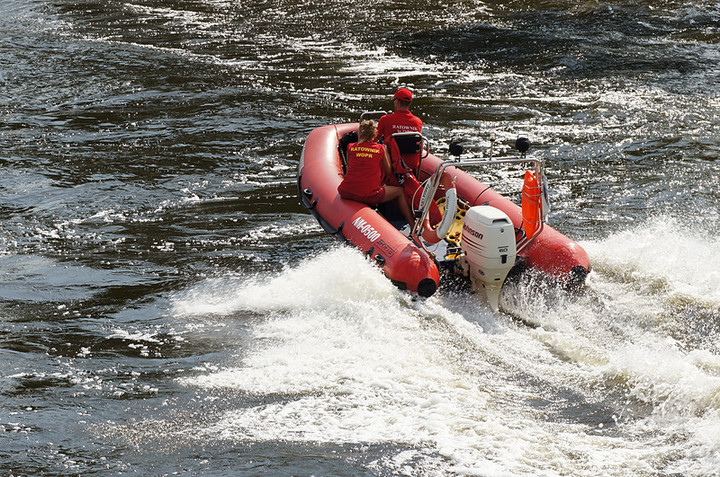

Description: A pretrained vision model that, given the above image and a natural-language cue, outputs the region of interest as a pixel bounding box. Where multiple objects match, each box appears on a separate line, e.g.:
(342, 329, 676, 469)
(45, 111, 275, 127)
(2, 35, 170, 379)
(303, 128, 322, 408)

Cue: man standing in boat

(376, 87, 423, 173)
(376, 88, 441, 224)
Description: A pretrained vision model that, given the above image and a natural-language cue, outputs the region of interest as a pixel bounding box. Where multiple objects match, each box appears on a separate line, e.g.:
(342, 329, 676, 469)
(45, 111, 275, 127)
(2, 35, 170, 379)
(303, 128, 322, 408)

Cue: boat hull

(298, 124, 440, 296)
(298, 123, 590, 297)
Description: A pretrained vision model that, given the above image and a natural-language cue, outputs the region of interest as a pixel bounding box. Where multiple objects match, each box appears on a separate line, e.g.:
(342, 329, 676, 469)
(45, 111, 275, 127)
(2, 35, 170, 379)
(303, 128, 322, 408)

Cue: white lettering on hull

(352, 217, 381, 243)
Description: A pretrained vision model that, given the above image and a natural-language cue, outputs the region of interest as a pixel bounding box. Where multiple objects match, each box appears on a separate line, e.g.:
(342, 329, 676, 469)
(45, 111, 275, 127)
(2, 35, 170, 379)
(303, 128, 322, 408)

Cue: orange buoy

(521, 170, 541, 238)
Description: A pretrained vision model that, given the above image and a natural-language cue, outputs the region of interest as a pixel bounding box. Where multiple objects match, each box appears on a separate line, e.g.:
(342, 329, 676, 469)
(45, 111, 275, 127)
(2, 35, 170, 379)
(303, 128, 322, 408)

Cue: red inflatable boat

(298, 122, 590, 310)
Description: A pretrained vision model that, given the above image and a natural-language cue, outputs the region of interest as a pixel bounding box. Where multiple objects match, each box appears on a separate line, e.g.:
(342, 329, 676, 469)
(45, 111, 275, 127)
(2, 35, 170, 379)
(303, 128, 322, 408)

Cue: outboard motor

(460, 206, 517, 311)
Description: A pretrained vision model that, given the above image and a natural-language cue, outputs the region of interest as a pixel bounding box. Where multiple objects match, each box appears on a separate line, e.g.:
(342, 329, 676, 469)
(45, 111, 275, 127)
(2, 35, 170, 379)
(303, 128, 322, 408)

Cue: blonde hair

(358, 119, 377, 142)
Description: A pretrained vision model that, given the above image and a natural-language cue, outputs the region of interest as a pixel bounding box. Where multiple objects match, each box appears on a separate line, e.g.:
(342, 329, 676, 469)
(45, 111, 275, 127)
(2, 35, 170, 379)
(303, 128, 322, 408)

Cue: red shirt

(376, 110, 423, 143)
(376, 110, 423, 170)
(338, 141, 386, 201)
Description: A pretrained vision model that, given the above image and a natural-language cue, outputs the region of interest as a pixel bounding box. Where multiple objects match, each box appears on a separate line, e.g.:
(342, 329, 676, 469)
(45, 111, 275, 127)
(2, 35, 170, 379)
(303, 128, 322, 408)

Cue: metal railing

(359, 111, 387, 122)
(410, 155, 546, 254)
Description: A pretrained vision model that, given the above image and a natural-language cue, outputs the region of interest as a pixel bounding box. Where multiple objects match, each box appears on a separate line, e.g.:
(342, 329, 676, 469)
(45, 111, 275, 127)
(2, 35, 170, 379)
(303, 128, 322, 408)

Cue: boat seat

(393, 133, 422, 155)
(390, 132, 428, 177)
(338, 130, 358, 174)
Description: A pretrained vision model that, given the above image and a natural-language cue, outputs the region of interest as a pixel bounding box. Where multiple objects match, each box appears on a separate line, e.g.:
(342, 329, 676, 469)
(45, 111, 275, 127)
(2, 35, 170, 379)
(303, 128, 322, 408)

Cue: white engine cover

(461, 206, 517, 310)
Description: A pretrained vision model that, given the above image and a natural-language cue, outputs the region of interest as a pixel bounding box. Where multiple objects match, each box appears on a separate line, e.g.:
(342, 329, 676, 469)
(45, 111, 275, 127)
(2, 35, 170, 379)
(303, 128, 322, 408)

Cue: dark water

(2, 1, 720, 475)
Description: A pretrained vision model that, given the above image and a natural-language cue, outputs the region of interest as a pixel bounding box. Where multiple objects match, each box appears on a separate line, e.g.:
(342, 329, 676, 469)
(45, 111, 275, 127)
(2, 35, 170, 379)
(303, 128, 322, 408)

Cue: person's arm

(375, 116, 387, 143)
(381, 145, 393, 176)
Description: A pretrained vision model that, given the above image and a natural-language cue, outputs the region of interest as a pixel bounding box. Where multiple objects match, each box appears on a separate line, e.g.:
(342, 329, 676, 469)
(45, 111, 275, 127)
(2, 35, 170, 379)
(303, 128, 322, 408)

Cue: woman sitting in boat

(338, 120, 415, 227)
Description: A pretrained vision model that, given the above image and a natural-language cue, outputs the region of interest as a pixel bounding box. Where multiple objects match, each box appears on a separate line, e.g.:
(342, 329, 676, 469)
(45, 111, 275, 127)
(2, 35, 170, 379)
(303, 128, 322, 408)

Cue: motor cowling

(460, 205, 517, 311)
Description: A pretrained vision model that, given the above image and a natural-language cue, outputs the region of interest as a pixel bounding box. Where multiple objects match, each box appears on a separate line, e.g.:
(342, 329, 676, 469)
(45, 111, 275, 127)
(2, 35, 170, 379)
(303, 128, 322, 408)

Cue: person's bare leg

(383, 186, 415, 228)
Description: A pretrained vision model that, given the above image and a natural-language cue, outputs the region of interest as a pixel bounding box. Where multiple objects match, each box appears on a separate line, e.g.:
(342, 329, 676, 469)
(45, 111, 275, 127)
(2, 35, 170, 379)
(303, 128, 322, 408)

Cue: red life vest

(338, 142, 385, 199)
(376, 110, 423, 140)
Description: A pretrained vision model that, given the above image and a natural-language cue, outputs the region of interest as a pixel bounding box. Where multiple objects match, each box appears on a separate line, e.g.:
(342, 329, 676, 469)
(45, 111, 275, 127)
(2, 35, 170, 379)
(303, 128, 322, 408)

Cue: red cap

(393, 87, 413, 102)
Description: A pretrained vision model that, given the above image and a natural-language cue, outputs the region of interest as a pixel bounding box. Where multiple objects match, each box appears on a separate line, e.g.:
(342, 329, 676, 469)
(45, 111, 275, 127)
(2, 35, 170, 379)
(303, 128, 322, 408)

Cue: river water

(2, 0, 720, 475)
